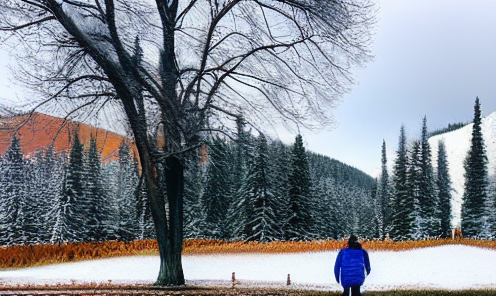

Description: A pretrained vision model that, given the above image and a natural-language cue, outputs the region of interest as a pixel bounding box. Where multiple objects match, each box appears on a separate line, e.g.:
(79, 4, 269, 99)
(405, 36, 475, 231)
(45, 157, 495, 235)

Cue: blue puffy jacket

(334, 247, 371, 287)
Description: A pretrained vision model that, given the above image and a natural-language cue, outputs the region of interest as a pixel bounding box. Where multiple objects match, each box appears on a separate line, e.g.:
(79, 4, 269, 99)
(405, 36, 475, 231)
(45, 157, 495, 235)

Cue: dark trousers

(342, 285, 361, 296)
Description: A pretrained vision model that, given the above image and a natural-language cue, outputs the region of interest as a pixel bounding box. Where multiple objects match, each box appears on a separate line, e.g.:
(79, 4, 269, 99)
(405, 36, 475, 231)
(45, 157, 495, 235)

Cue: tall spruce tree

(461, 97, 489, 238)
(183, 152, 206, 239)
(245, 135, 280, 242)
(114, 140, 140, 241)
(0, 135, 27, 245)
(419, 116, 439, 237)
(56, 130, 86, 242)
(24, 151, 45, 244)
(407, 140, 423, 239)
(202, 137, 232, 239)
(85, 136, 109, 241)
(377, 140, 390, 240)
(226, 134, 256, 241)
(436, 140, 452, 238)
(41, 145, 65, 243)
(268, 140, 290, 240)
(285, 134, 313, 240)
(391, 126, 415, 240)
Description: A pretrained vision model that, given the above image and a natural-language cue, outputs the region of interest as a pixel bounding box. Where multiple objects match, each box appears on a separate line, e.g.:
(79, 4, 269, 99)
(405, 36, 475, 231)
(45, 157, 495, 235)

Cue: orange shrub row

(183, 238, 496, 254)
(1, 238, 495, 269)
(0, 240, 159, 269)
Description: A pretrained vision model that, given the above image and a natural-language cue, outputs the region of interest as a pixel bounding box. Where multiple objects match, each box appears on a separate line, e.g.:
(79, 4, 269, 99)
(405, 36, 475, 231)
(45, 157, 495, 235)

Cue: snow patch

(1, 245, 496, 291)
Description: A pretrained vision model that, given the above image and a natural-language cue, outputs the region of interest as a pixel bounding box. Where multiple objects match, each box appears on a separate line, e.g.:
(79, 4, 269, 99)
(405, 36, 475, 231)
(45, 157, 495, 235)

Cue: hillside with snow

(429, 110, 496, 228)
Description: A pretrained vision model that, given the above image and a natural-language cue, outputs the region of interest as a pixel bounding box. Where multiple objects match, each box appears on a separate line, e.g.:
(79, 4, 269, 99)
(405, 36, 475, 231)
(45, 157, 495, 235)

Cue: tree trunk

(117, 93, 185, 286)
(155, 156, 185, 285)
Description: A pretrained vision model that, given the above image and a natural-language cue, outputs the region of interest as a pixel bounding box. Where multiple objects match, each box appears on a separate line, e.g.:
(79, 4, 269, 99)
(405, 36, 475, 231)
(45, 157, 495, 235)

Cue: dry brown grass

(2, 238, 495, 269)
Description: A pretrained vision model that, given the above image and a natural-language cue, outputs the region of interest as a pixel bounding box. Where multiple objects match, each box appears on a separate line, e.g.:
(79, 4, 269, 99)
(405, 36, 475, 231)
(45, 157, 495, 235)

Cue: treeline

(0, 120, 376, 246)
(428, 121, 469, 138)
(183, 123, 376, 242)
(377, 98, 496, 240)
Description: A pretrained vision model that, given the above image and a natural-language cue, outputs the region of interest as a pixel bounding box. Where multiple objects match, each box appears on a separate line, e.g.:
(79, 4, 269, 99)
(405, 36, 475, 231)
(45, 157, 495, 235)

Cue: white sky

(1, 0, 495, 177)
(301, 0, 496, 177)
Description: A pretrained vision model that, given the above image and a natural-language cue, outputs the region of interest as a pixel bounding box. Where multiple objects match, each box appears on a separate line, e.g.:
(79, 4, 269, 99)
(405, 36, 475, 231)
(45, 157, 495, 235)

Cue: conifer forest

(0, 125, 375, 246)
(379, 98, 496, 241)
(1, 99, 495, 247)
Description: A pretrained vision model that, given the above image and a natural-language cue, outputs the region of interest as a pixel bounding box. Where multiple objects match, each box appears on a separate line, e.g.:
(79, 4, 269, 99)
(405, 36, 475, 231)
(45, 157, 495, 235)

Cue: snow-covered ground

(1, 245, 496, 291)
(429, 110, 496, 228)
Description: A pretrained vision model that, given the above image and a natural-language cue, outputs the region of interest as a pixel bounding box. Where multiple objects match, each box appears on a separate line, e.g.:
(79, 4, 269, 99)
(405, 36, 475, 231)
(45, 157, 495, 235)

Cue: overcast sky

(285, 0, 496, 177)
(1, 0, 495, 177)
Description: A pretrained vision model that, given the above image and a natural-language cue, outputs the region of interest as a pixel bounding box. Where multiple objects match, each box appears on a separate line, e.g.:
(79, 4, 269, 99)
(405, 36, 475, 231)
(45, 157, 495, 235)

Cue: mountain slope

(429, 110, 496, 228)
(0, 112, 135, 161)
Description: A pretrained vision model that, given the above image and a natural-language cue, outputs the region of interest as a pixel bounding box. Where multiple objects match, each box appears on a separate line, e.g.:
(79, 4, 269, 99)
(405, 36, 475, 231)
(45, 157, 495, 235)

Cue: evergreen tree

(202, 137, 232, 239)
(114, 140, 140, 241)
(407, 140, 423, 239)
(85, 136, 109, 241)
(436, 140, 452, 238)
(419, 116, 439, 237)
(40, 146, 65, 244)
(370, 179, 381, 239)
(54, 130, 86, 243)
(461, 97, 490, 238)
(245, 135, 280, 241)
(268, 140, 290, 240)
(24, 151, 45, 244)
(0, 135, 27, 245)
(183, 150, 206, 239)
(285, 134, 313, 240)
(391, 126, 415, 240)
(227, 137, 256, 241)
(377, 140, 390, 240)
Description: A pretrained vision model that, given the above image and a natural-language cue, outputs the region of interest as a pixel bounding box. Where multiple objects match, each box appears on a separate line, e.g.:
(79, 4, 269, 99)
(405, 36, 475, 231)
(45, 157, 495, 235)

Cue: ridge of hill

(429, 110, 496, 228)
(0, 112, 135, 161)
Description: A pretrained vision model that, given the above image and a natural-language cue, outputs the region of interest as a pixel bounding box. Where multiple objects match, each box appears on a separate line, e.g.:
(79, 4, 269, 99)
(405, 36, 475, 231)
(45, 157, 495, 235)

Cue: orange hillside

(0, 112, 136, 161)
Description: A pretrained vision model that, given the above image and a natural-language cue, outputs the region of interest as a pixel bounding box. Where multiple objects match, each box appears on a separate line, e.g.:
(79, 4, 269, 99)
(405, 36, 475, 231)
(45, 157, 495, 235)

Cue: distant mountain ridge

(0, 112, 135, 161)
(429, 110, 496, 228)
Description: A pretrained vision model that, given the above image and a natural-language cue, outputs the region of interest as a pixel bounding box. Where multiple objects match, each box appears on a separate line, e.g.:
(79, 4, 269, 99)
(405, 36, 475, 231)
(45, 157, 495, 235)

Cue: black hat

(348, 234, 361, 249)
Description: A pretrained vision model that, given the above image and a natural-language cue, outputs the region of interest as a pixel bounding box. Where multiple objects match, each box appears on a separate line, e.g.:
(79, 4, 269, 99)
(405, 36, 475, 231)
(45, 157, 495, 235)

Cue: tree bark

(155, 156, 185, 285)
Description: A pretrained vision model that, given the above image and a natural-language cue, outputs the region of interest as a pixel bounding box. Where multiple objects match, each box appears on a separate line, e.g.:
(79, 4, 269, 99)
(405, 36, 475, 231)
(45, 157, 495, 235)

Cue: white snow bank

(1, 245, 496, 291)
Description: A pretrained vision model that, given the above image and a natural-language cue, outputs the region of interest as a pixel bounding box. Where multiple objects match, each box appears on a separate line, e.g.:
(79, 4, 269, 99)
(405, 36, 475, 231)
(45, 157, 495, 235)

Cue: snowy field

(1, 245, 496, 292)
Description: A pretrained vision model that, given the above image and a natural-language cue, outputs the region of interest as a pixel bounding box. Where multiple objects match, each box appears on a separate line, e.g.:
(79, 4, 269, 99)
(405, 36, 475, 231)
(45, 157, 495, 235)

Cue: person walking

(334, 235, 371, 296)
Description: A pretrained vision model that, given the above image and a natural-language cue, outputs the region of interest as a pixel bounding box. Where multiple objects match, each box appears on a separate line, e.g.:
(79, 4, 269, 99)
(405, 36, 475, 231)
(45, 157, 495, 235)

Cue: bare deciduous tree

(0, 0, 376, 285)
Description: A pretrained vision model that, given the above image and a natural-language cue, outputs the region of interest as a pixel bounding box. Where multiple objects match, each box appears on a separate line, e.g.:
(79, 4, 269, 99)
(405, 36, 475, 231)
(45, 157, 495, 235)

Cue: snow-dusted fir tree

(55, 130, 86, 242)
(376, 140, 390, 240)
(245, 135, 280, 242)
(370, 180, 381, 239)
(115, 140, 140, 241)
(436, 140, 452, 238)
(24, 151, 46, 244)
(391, 126, 415, 240)
(419, 116, 439, 237)
(285, 134, 313, 240)
(227, 134, 257, 241)
(268, 140, 290, 240)
(85, 136, 110, 241)
(183, 152, 206, 239)
(0, 135, 27, 245)
(407, 140, 423, 239)
(202, 137, 232, 239)
(41, 146, 65, 243)
(462, 97, 490, 238)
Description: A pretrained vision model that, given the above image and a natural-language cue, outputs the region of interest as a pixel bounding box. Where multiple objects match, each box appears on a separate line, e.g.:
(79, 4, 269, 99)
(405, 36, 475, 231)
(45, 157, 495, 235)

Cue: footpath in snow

(1, 245, 496, 291)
